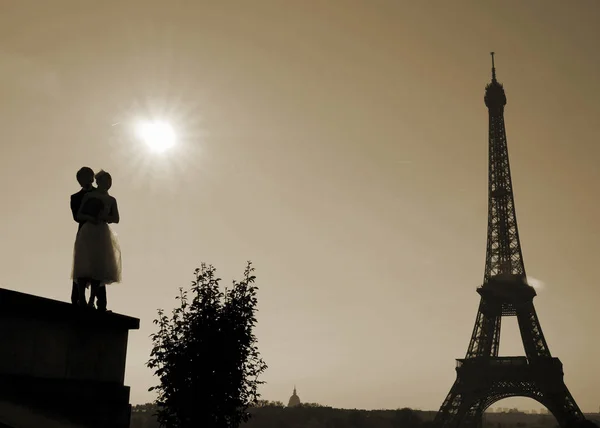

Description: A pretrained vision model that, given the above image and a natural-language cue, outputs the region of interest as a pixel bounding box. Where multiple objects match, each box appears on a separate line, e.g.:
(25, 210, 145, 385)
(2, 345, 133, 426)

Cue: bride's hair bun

(95, 170, 111, 181)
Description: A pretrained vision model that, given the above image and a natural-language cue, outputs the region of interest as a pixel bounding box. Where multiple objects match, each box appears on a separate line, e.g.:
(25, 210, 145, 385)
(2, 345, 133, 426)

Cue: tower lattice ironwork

(433, 53, 592, 428)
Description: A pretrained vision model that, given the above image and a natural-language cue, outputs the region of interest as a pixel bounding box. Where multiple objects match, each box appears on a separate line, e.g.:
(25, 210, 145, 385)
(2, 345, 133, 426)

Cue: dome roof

(287, 386, 301, 407)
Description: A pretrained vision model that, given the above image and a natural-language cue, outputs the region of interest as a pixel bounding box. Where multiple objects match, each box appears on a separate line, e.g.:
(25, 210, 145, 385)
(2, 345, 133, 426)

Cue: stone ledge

(0, 399, 88, 428)
(0, 288, 139, 330)
(0, 288, 139, 427)
(0, 374, 131, 428)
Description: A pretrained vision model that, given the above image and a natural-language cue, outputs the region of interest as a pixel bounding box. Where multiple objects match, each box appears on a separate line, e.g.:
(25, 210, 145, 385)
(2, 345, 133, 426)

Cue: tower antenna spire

(491, 51, 496, 81)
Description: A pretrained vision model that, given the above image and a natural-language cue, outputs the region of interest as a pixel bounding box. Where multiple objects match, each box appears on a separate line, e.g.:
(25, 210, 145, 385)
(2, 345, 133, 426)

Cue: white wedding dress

(71, 192, 122, 284)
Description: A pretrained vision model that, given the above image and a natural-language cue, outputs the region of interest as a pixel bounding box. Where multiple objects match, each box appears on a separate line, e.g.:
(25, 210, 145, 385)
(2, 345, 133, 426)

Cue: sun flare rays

(108, 95, 213, 193)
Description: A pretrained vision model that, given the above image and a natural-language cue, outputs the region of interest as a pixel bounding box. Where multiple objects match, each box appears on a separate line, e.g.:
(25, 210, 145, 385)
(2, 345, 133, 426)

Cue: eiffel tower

(433, 54, 594, 428)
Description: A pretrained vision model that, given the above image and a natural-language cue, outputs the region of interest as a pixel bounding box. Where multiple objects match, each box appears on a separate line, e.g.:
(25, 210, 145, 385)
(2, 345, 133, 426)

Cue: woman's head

(95, 170, 112, 191)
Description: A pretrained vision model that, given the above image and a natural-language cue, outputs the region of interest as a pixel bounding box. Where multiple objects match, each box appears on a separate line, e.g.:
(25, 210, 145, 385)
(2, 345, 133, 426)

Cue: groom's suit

(70, 188, 92, 229)
(71, 187, 93, 305)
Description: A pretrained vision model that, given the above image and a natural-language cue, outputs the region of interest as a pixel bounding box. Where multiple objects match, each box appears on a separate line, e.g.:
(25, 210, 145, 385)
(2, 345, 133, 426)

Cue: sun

(136, 121, 176, 153)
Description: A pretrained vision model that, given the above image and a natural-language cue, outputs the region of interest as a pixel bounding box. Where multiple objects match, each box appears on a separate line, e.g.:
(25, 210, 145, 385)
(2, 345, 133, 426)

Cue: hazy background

(0, 0, 599, 412)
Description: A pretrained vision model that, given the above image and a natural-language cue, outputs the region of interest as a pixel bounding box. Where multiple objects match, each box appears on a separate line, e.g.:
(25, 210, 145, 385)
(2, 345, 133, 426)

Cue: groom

(70, 167, 106, 311)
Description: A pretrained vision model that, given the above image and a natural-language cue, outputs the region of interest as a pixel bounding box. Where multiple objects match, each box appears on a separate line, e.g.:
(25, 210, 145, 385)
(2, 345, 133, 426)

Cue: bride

(72, 170, 122, 300)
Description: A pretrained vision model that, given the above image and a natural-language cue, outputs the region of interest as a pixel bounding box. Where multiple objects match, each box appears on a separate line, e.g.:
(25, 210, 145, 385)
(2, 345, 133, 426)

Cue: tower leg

(515, 301, 550, 358)
(465, 299, 501, 359)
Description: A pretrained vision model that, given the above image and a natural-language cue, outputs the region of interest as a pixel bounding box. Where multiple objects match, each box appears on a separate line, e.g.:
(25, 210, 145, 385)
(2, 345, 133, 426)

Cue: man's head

(95, 170, 112, 191)
(76, 167, 94, 188)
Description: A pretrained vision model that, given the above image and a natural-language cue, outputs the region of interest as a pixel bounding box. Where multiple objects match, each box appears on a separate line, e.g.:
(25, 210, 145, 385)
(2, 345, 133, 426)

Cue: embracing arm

(102, 198, 120, 224)
(76, 194, 98, 224)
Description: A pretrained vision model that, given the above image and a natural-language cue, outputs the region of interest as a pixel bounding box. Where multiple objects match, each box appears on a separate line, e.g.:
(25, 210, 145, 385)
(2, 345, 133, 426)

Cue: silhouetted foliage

(348, 410, 367, 428)
(147, 262, 267, 428)
(255, 400, 285, 408)
(392, 408, 421, 428)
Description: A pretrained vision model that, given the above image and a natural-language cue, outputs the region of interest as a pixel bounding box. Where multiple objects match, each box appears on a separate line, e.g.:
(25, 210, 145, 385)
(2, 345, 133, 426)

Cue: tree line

(131, 402, 434, 428)
(132, 401, 577, 428)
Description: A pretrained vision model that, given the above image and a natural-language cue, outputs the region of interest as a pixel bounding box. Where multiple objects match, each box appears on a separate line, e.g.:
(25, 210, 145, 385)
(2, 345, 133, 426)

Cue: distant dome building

(287, 386, 301, 407)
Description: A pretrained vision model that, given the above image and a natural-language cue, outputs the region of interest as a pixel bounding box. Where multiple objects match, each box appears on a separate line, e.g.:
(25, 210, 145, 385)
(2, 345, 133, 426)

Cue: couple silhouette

(70, 167, 122, 311)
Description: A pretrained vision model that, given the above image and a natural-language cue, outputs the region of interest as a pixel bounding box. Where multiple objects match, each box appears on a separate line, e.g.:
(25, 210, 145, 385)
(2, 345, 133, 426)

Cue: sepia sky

(0, 0, 599, 413)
